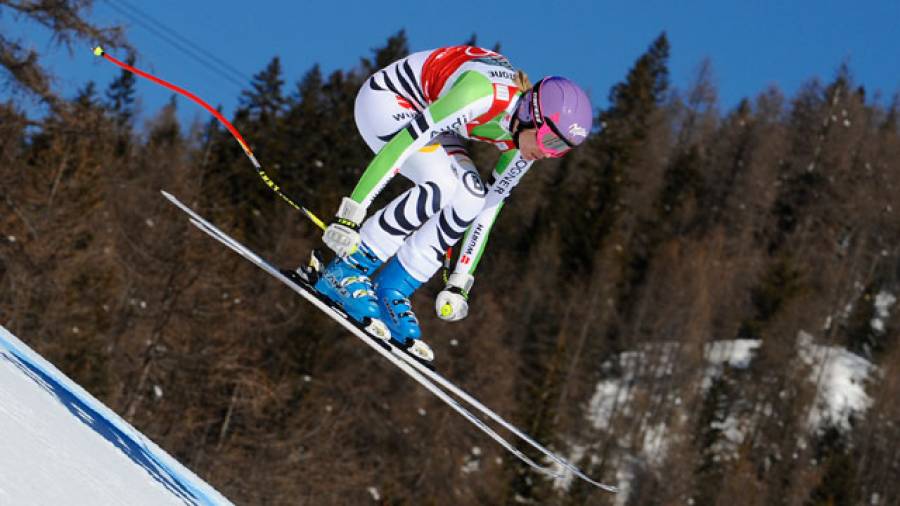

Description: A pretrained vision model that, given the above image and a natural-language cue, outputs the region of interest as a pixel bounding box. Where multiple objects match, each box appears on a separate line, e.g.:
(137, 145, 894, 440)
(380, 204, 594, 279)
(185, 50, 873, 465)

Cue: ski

(161, 191, 617, 493)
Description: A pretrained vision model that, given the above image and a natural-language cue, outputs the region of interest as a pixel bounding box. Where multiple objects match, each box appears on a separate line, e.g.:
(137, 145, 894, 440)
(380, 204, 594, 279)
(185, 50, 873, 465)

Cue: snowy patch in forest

(710, 415, 746, 447)
(460, 458, 479, 474)
(641, 423, 669, 466)
(579, 339, 763, 488)
(461, 446, 482, 475)
(797, 331, 875, 432)
(704, 339, 760, 368)
(547, 443, 587, 491)
(870, 291, 896, 333)
(587, 375, 634, 430)
(588, 340, 761, 431)
(708, 414, 752, 462)
(702, 339, 761, 391)
(613, 465, 634, 506)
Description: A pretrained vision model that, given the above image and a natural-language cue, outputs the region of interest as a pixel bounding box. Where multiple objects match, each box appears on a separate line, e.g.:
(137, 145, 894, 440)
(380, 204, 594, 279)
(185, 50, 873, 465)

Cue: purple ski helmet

(515, 76, 593, 157)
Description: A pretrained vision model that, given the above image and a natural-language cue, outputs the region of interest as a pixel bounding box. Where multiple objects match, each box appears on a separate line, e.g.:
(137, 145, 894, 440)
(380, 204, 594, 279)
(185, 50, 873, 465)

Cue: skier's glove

(435, 273, 474, 322)
(323, 197, 366, 257)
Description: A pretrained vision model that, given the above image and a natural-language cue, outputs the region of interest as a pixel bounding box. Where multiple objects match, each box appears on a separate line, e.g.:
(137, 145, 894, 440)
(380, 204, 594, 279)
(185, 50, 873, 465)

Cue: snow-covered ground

(797, 331, 875, 432)
(587, 335, 876, 439)
(0, 325, 231, 505)
(563, 333, 878, 502)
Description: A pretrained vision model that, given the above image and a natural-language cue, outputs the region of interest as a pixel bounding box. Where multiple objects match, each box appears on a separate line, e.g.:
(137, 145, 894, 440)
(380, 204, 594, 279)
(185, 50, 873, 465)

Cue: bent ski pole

(92, 46, 326, 231)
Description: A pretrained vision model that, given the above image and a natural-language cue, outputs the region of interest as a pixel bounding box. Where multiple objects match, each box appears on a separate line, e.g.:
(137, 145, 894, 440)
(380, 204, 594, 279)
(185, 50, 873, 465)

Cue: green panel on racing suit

(492, 149, 519, 176)
(458, 201, 504, 273)
(349, 71, 494, 206)
(453, 149, 531, 278)
(427, 71, 493, 122)
(469, 115, 512, 145)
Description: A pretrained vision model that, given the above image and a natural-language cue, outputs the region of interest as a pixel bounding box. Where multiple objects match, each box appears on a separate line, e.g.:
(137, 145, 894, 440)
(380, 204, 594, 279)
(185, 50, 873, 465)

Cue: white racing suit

(351, 46, 534, 292)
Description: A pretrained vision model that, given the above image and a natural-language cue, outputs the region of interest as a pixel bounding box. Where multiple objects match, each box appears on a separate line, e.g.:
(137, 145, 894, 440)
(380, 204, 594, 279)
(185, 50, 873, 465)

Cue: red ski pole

(92, 46, 326, 231)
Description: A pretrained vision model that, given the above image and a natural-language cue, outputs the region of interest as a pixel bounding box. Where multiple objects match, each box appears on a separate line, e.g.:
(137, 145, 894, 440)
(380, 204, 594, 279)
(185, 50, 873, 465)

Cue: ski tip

(92, 46, 104, 57)
(584, 479, 618, 493)
(160, 190, 178, 204)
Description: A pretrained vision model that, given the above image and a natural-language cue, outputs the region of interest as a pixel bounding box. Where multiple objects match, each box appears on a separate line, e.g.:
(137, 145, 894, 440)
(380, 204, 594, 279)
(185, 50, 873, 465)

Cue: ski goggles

(530, 79, 576, 158)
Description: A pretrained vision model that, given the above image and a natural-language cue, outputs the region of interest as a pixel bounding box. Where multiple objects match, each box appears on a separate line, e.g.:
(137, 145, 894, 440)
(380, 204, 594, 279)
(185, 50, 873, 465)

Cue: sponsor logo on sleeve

(464, 47, 498, 58)
(493, 159, 530, 195)
(489, 71, 516, 81)
(462, 170, 486, 197)
(462, 223, 485, 256)
(392, 111, 418, 122)
(429, 114, 470, 138)
(495, 84, 509, 101)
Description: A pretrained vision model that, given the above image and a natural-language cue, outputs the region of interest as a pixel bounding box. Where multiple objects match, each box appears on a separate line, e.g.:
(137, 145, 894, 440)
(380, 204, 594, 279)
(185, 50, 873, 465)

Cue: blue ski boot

(314, 243, 390, 340)
(374, 258, 434, 362)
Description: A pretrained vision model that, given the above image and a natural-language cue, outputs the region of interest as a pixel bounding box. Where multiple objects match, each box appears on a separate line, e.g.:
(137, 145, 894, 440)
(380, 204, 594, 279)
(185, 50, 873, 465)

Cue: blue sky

(6, 0, 900, 126)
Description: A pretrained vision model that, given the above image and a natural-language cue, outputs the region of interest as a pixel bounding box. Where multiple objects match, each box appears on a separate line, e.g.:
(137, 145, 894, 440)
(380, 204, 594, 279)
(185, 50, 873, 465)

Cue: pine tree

(881, 94, 898, 134)
(550, 32, 671, 274)
(603, 32, 670, 144)
(147, 95, 180, 148)
(74, 81, 99, 109)
(0, 0, 123, 109)
(372, 30, 409, 71)
(280, 65, 325, 207)
(105, 53, 137, 126)
(239, 56, 286, 127)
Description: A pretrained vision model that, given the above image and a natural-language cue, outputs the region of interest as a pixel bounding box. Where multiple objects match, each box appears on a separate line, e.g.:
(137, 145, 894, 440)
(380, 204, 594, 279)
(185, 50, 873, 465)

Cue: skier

(315, 45, 593, 361)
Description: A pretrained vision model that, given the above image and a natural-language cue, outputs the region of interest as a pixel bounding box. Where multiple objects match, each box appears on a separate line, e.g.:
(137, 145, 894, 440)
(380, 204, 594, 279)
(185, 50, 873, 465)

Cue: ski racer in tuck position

(316, 45, 593, 361)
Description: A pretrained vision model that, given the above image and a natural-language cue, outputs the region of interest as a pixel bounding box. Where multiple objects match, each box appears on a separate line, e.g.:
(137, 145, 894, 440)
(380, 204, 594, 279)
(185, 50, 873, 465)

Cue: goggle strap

(531, 78, 545, 125)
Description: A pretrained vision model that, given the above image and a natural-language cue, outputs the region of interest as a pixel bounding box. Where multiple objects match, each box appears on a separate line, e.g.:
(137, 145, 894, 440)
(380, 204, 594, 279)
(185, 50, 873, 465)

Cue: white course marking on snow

(797, 331, 875, 432)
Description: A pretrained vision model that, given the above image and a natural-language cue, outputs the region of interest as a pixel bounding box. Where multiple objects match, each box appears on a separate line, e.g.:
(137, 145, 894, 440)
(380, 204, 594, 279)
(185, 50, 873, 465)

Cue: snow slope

(0, 325, 232, 506)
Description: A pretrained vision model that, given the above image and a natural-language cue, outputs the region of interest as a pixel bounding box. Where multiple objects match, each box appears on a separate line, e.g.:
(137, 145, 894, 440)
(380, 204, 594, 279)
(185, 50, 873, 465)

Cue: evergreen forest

(2, 2, 899, 505)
